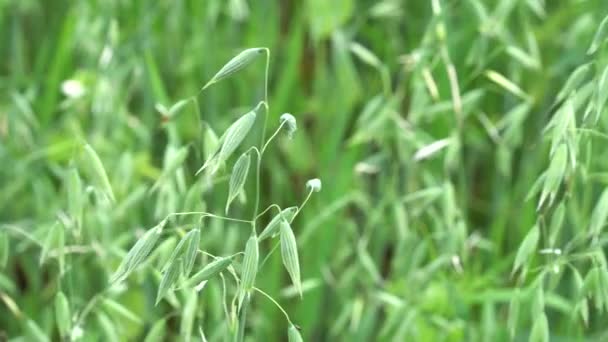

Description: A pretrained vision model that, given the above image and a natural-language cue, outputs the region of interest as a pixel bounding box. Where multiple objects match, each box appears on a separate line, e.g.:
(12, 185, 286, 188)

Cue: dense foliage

(2, 0, 608, 341)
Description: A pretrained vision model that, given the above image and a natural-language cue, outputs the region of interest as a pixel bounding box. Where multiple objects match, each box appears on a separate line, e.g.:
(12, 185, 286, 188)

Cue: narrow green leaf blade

(216, 109, 257, 169)
(54, 291, 71, 338)
(529, 312, 549, 342)
(156, 257, 182, 305)
(557, 63, 591, 102)
(180, 290, 198, 341)
(110, 220, 166, 283)
(507, 289, 520, 339)
(588, 15, 608, 54)
(83, 144, 115, 202)
(203, 48, 266, 90)
(144, 319, 167, 342)
(590, 189, 608, 237)
(0, 231, 8, 268)
(539, 143, 568, 208)
(238, 233, 259, 307)
(512, 225, 540, 276)
(226, 152, 251, 213)
(66, 167, 83, 231)
(485, 70, 528, 100)
(288, 324, 304, 342)
(183, 228, 200, 276)
(259, 206, 298, 241)
(102, 298, 142, 324)
(280, 220, 302, 297)
(184, 256, 232, 288)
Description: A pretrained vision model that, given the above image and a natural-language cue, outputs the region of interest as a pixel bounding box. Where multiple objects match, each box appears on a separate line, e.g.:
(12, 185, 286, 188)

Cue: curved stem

(254, 204, 283, 221)
(198, 250, 244, 260)
(74, 286, 111, 328)
(2, 224, 42, 247)
(253, 286, 292, 324)
(261, 121, 286, 154)
(247, 146, 261, 159)
(294, 189, 314, 218)
(204, 214, 252, 225)
(167, 212, 251, 225)
(167, 211, 210, 218)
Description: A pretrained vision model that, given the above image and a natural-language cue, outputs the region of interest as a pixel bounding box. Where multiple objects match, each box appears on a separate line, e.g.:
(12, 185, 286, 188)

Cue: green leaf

(588, 14, 608, 54)
(110, 220, 166, 283)
(280, 220, 302, 297)
(357, 242, 382, 284)
(525, 174, 546, 202)
(531, 284, 544, 318)
(161, 228, 198, 275)
(557, 63, 592, 102)
(156, 257, 182, 305)
(102, 298, 142, 324)
(238, 232, 259, 307)
(40, 222, 64, 270)
(485, 70, 529, 100)
(180, 290, 198, 341)
(581, 268, 602, 310)
(350, 42, 381, 68)
(226, 151, 251, 213)
(83, 143, 115, 202)
(590, 188, 608, 237)
(162, 146, 189, 178)
(96, 312, 119, 341)
(196, 108, 258, 175)
(168, 99, 190, 117)
(594, 65, 608, 123)
(548, 203, 565, 246)
(217, 110, 257, 167)
(66, 167, 83, 231)
(539, 143, 568, 209)
(54, 291, 71, 338)
(25, 319, 49, 342)
(548, 99, 575, 157)
(0, 231, 8, 269)
(203, 48, 266, 90)
(151, 146, 190, 193)
(183, 229, 200, 277)
(529, 312, 549, 342)
(184, 256, 232, 288)
(202, 123, 220, 162)
(506, 45, 540, 70)
(573, 269, 589, 325)
(259, 206, 298, 241)
(507, 289, 520, 339)
(143, 319, 167, 342)
(288, 324, 303, 342)
(512, 225, 540, 276)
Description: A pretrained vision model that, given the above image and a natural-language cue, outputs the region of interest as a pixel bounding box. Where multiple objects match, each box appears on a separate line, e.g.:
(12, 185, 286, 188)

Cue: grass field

(2, 0, 608, 341)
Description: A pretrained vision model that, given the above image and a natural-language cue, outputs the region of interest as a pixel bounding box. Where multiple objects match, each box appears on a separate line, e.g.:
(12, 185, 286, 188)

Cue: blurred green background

(2, 0, 608, 341)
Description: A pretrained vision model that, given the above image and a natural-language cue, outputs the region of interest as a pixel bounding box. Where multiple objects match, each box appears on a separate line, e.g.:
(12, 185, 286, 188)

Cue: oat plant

(109, 47, 317, 341)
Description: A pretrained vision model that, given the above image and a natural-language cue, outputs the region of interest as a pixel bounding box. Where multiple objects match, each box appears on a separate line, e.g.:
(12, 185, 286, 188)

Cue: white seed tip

(306, 178, 322, 192)
(280, 113, 297, 139)
(61, 79, 86, 98)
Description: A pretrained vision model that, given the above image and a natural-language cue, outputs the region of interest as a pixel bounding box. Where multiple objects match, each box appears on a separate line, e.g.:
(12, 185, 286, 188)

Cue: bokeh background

(2, 0, 608, 341)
